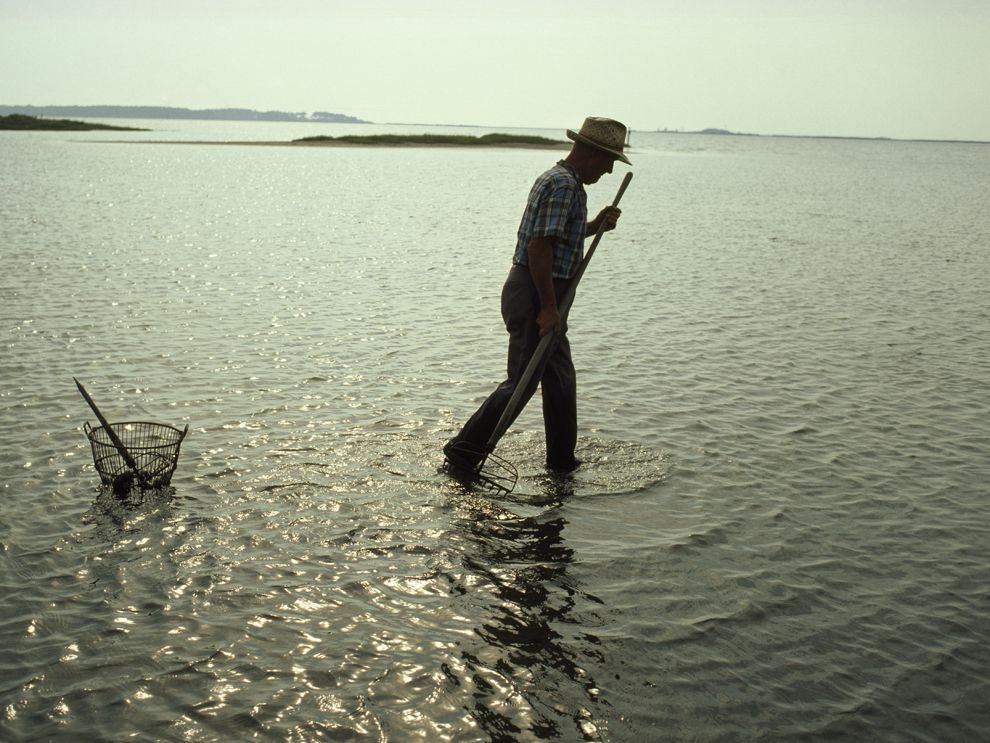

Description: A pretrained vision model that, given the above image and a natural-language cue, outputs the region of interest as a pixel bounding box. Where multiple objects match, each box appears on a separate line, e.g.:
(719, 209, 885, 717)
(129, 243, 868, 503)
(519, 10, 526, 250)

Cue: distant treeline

(0, 105, 368, 124)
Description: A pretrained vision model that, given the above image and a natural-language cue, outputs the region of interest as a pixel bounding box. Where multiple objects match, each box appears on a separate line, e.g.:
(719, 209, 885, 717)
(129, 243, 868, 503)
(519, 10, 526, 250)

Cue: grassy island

(0, 113, 148, 131)
(293, 133, 567, 148)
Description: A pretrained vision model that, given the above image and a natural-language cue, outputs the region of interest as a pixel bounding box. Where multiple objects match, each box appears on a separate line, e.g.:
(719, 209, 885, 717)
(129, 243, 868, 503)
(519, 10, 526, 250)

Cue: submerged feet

(442, 440, 483, 477)
(442, 440, 489, 489)
(546, 458, 582, 475)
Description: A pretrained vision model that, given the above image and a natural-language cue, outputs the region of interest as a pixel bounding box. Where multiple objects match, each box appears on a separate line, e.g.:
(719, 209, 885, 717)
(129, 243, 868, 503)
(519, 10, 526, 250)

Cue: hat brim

(566, 129, 631, 165)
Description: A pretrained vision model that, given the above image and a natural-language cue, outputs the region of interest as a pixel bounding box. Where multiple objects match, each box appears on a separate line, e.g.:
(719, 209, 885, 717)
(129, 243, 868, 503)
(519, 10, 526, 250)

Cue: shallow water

(2, 121, 989, 741)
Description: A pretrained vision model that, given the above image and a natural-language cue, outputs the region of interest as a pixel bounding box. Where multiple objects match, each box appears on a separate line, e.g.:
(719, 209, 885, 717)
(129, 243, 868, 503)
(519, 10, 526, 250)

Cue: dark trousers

(446, 265, 578, 469)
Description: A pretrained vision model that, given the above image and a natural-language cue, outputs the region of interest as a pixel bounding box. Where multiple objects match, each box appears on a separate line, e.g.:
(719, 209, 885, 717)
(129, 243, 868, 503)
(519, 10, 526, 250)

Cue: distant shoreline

(108, 136, 571, 150)
(0, 104, 367, 124)
(109, 133, 990, 148)
(2, 105, 984, 145)
(0, 113, 148, 131)
(2, 115, 569, 149)
(668, 127, 989, 145)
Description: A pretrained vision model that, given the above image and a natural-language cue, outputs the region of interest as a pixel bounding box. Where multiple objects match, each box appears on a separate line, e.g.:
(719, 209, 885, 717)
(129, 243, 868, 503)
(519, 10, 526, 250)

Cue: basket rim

(84, 420, 189, 442)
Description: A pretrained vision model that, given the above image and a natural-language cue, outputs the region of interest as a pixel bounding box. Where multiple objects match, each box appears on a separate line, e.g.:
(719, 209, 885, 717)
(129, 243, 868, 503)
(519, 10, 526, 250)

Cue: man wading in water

(444, 117, 631, 478)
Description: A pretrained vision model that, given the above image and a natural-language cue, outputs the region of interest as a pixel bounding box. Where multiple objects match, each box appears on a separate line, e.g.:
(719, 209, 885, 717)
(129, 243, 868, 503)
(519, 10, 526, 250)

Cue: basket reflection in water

(84, 421, 189, 489)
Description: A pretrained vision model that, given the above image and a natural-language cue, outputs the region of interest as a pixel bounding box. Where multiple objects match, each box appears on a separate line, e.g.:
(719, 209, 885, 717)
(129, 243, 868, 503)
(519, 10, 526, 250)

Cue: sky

(2, 0, 989, 141)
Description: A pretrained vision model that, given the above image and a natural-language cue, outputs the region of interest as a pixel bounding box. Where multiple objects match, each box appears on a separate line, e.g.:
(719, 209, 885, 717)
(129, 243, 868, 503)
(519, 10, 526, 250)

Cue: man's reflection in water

(449, 477, 607, 741)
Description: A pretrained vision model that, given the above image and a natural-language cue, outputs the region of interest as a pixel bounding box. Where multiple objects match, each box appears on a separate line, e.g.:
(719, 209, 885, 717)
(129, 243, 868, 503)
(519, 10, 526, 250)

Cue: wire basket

(84, 421, 189, 489)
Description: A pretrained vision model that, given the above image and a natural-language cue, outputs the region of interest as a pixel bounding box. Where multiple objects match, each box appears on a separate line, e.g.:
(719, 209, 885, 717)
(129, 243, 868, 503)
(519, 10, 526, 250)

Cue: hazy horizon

(6, 103, 990, 143)
(2, 0, 989, 142)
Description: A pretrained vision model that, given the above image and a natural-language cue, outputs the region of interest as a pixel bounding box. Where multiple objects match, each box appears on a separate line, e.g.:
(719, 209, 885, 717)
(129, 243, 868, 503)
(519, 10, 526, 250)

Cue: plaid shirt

(512, 161, 587, 279)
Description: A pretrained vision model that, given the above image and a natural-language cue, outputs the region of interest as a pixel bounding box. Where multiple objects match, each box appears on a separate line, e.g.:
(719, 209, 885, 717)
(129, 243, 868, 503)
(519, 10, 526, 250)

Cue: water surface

(1, 121, 989, 741)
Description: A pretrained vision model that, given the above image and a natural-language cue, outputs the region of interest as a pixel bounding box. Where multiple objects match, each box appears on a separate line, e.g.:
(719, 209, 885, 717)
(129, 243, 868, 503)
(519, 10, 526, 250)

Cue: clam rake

(447, 171, 633, 494)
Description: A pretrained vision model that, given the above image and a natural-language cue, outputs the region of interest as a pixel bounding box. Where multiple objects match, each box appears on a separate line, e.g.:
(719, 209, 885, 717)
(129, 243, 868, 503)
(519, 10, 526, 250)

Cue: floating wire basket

(84, 421, 189, 489)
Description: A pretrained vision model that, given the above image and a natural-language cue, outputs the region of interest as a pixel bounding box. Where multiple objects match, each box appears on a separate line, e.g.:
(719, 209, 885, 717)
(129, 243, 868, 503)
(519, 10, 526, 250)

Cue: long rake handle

(483, 171, 633, 453)
(74, 377, 147, 484)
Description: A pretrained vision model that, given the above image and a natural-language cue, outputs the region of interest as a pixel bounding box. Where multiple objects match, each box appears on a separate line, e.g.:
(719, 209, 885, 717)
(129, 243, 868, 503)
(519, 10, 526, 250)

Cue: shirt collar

(556, 160, 584, 186)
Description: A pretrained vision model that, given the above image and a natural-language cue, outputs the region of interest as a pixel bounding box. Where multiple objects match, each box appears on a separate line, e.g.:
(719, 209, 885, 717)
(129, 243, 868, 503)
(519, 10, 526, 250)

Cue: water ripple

(2, 130, 989, 740)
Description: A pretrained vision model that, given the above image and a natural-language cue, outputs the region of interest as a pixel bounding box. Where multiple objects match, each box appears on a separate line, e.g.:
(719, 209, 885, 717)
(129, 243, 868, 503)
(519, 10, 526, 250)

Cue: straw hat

(566, 117, 631, 164)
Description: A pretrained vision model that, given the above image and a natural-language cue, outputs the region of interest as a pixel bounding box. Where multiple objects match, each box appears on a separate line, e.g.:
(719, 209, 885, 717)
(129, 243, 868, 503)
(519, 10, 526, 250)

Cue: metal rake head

(443, 442, 518, 494)
(474, 451, 518, 494)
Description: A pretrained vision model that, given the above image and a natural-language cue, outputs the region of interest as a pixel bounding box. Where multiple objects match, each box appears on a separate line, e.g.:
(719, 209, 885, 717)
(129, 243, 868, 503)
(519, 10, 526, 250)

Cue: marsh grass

(293, 132, 567, 147)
